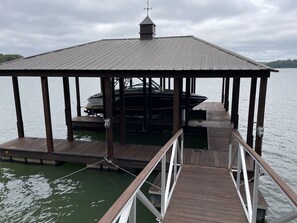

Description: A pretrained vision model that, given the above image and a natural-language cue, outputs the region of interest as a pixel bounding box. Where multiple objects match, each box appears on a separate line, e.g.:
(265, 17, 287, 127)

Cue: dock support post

(119, 77, 126, 145)
(12, 76, 24, 138)
(247, 78, 257, 147)
(63, 77, 73, 141)
(231, 77, 240, 129)
(103, 77, 113, 158)
(221, 78, 225, 104)
(224, 77, 230, 111)
(148, 78, 152, 121)
(41, 77, 54, 153)
(143, 78, 147, 131)
(185, 78, 191, 127)
(112, 78, 116, 117)
(100, 78, 106, 116)
(173, 78, 182, 133)
(255, 77, 268, 156)
(75, 77, 81, 116)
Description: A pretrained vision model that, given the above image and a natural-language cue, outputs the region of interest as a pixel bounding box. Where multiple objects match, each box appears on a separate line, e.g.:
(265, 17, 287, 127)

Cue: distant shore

(262, 59, 297, 68)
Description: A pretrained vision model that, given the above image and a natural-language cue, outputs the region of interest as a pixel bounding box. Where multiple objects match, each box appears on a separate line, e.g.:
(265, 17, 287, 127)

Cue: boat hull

(84, 90, 207, 117)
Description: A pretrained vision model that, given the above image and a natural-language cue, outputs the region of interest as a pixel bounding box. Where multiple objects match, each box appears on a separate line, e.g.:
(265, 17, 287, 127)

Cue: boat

(84, 81, 207, 117)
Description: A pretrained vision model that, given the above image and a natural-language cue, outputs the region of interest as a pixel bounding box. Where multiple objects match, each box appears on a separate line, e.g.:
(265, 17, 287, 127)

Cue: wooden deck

(163, 165, 248, 223)
(0, 102, 262, 222)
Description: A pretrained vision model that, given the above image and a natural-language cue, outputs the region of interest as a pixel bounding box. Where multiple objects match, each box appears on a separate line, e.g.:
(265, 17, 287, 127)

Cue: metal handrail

(99, 129, 184, 223)
(229, 132, 297, 223)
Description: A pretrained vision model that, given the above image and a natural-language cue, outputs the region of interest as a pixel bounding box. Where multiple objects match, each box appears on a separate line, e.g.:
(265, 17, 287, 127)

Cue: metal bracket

(256, 126, 264, 138)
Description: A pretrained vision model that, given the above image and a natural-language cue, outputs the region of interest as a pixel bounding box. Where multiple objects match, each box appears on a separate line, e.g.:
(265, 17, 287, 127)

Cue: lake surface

(0, 69, 296, 222)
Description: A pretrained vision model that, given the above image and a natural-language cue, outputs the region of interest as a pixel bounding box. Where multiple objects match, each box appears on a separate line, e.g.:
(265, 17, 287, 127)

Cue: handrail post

(228, 143, 232, 170)
(129, 196, 136, 223)
(174, 141, 177, 182)
(236, 146, 242, 190)
(252, 163, 260, 223)
(161, 154, 166, 218)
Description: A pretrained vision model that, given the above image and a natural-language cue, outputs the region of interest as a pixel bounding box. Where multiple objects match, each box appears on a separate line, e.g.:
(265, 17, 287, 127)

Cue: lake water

(0, 69, 296, 222)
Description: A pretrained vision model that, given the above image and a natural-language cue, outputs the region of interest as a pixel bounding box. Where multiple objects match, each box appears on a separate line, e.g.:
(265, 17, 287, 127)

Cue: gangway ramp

(163, 165, 247, 223)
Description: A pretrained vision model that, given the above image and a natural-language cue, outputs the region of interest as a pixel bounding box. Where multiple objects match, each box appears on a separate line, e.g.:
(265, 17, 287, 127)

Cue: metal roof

(0, 36, 275, 76)
(139, 16, 155, 25)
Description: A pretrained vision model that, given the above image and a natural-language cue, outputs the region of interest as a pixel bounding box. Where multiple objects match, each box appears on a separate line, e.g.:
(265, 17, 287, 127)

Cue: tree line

(263, 59, 297, 68)
(0, 53, 23, 63)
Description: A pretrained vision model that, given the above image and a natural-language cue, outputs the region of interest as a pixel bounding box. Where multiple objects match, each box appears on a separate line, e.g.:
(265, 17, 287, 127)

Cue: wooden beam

(41, 77, 54, 153)
(63, 77, 73, 141)
(119, 77, 126, 145)
(173, 78, 182, 133)
(103, 77, 113, 158)
(247, 78, 257, 147)
(231, 77, 240, 129)
(255, 77, 268, 156)
(12, 77, 24, 138)
(224, 77, 230, 111)
(75, 77, 81, 116)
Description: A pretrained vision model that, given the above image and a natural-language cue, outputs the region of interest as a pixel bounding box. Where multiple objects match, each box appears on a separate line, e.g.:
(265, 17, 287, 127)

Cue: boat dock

(0, 102, 239, 168)
(0, 102, 264, 222)
(1, 17, 296, 222)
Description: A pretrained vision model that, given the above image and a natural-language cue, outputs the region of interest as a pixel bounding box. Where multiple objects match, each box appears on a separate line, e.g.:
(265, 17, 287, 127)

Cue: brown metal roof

(0, 36, 276, 76)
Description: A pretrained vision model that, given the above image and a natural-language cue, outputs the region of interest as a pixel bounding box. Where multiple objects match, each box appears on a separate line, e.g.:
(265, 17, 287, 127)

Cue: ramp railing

(229, 132, 297, 223)
(99, 129, 184, 223)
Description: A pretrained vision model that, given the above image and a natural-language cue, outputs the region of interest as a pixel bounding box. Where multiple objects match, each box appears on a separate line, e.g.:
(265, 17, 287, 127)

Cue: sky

(0, 0, 296, 61)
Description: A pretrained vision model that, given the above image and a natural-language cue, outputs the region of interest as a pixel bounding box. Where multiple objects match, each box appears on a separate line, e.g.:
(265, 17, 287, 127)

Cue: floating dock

(0, 102, 268, 222)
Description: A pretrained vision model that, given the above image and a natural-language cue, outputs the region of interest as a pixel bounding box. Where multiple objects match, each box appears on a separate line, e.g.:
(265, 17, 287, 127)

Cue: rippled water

(1, 70, 297, 222)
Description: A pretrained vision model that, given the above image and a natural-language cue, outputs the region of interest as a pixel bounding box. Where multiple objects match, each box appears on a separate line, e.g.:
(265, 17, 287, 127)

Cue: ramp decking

(163, 165, 248, 223)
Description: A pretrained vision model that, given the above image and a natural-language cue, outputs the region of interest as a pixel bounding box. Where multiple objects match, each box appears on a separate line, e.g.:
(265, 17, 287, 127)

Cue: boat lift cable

(104, 157, 161, 190)
(48, 159, 105, 185)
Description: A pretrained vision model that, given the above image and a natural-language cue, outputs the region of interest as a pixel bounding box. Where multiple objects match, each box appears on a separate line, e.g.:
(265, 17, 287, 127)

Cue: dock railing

(229, 132, 297, 223)
(99, 129, 184, 223)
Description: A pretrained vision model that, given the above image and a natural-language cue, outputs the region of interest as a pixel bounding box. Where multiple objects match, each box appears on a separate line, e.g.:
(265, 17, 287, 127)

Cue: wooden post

(224, 77, 230, 111)
(247, 78, 257, 147)
(143, 77, 147, 131)
(100, 77, 106, 116)
(75, 77, 81, 116)
(103, 77, 113, 158)
(221, 78, 225, 104)
(173, 78, 181, 133)
(168, 78, 171, 89)
(112, 77, 116, 116)
(185, 78, 191, 127)
(191, 78, 195, 93)
(231, 77, 240, 129)
(148, 78, 152, 120)
(63, 77, 73, 141)
(12, 77, 24, 138)
(41, 77, 54, 153)
(119, 77, 126, 145)
(255, 77, 268, 156)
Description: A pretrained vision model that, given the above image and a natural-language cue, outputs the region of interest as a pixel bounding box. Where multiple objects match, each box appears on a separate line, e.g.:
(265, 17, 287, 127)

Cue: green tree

(0, 53, 23, 63)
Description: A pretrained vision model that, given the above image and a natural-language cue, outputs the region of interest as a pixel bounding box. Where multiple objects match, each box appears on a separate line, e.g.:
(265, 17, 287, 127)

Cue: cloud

(0, 0, 296, 61)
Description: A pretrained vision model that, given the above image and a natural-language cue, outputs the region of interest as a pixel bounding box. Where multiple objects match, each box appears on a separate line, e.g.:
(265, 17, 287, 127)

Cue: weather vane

(144, 1, 152, 16)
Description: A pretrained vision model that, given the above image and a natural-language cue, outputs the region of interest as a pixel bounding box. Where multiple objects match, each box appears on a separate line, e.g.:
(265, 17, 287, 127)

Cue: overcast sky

(0, 0, 296, 61)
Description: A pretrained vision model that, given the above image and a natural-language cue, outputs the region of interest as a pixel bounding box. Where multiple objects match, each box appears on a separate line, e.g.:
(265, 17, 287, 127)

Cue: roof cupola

(139, 1, 155, 40)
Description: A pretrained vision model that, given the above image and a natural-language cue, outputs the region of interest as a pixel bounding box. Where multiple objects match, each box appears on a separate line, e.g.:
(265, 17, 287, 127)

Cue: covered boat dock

(2, 15, 295, 223)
